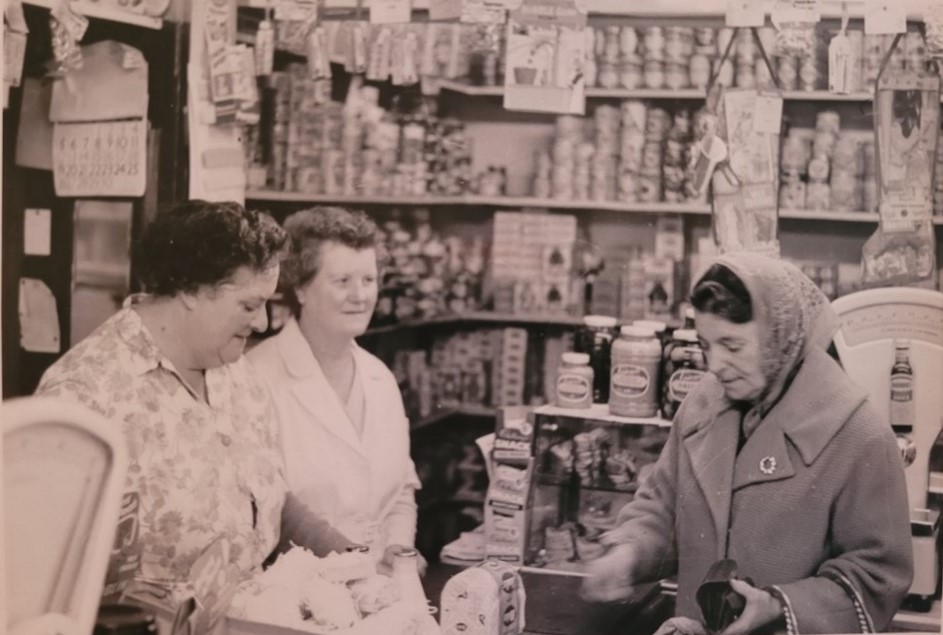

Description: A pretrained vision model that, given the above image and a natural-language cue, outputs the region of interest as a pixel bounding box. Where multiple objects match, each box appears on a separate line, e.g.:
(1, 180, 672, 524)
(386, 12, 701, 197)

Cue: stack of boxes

(491, 212, 578, 316)
(486, 407, 537, 564)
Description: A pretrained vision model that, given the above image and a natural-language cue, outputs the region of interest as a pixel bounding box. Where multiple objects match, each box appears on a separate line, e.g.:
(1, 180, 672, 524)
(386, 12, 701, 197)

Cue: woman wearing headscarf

(582, 252, 913, 635)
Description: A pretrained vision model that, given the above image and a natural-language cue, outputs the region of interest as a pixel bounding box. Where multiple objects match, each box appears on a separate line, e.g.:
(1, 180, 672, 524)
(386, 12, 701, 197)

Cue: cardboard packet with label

(441, 559, 527, 635)
(485, 459, 534, 565)
(493, 406, 536, 465)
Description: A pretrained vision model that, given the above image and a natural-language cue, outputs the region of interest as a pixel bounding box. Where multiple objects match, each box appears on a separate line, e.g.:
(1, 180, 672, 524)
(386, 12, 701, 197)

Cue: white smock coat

(247, 318, 420, 558)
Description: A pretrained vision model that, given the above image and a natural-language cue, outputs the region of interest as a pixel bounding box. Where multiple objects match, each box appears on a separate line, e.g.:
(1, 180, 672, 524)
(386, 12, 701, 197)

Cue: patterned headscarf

(711, 252, 840, 424)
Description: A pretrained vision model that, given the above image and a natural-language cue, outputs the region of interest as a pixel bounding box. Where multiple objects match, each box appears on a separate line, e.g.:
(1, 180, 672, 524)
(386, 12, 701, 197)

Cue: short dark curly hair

(690, 264, 753, 324)
(280, 206, 379, 292)
(134, 200, 287, 296)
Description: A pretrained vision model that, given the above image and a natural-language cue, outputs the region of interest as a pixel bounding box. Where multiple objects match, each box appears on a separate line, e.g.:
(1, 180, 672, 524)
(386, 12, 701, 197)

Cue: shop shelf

(410, 404, 497, 430)
(534, 403, 672, 428)
(23, 0, 163, 28)
(246, 189, 712, 215)
(439, 80, 890, 103)
(362, 312, 585, 337)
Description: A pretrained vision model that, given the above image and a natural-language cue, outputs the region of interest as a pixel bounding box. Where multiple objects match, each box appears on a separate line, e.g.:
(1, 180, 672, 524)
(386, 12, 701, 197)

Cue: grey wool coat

(607, 347, 914, 633)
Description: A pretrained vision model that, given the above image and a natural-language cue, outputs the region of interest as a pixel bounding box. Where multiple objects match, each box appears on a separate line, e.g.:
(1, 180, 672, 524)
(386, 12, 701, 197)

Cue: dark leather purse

(696, 559, 753, 633)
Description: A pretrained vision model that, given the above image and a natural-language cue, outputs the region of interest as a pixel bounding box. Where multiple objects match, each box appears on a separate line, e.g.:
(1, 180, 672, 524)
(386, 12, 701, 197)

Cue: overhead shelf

(362, 311, 585, 337)
(248, 191, 943, 225)
(23, 0, 164, 29)
(439, 80, 878, 102)
(410, 404, 498, 431)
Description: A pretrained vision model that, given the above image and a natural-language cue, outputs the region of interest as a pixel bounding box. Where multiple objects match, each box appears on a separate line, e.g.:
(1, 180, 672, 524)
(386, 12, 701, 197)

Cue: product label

(668, 369, 706, 402)
(890, 374, 913, 402)
(611, 364, 650, 398)
(557, 374, 591, 405)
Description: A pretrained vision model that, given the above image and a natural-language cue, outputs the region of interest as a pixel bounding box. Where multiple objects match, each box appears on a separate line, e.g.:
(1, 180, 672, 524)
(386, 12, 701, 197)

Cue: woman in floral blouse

(35, 200, 354, 628)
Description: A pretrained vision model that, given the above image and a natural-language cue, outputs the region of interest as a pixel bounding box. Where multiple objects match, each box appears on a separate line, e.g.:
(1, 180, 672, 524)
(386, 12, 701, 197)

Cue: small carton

(493, 406, 537, 465)
(485, 459, 535, 565)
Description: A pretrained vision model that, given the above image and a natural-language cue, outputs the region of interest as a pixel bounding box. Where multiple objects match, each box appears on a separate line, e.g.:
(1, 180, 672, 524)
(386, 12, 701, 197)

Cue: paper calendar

(53, 120, 147, 197)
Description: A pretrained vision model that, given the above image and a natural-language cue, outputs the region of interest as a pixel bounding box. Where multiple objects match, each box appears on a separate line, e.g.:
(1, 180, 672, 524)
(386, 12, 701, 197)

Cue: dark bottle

(890, 339, 915, 433)
(575, 315, 619, 404)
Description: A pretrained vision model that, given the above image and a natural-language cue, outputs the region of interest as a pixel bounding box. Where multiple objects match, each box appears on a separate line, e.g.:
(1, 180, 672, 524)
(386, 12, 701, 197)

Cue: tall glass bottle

(890, 339, 917, 467)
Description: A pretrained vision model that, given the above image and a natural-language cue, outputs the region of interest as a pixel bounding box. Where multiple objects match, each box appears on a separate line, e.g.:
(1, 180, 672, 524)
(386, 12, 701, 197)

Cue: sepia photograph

(2, 1, 943, 635)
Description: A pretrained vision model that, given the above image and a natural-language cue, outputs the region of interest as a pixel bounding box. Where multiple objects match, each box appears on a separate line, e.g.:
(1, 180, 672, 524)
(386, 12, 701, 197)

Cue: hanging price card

(371, 0, 411, 24)
(726, 0, 765, 27)
(53, 120, 147, 197)
(864, 0, 906, 35)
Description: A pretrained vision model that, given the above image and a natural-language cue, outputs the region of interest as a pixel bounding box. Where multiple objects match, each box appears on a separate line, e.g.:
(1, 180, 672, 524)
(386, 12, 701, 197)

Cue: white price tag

(371, 0, 412, 24)
(24, 209, 51, 257)
(726, 0, 765, 27)
(753, 93, 783, 134)
(864, 0, 906, 35)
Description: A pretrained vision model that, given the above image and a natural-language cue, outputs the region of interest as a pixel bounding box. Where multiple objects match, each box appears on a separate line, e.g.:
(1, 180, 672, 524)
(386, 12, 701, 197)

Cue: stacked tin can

(779, 129, 810, 208)
(639, 107, 670, 202)
(663, 27, 694, 90)
(269, 71, 291, 191)
(642, 27, 666, 89)
(808, 111, 838, 211)
(861, 141, 878, 213)
(618, 100, 646, 201)
(425, 118, 474, 196)
(550, 116, 584, 199)
(690, 28, 715, 90)
(662, 110, 692, 202)
(592, 105, 621, 200)
(775, 24, 828, 91)
(935, 137, 943, 216)
(595, 26, 623, 90)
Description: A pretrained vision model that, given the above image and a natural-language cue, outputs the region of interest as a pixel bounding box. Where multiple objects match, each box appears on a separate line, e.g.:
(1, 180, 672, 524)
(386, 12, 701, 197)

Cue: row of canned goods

(554, 314, 708, 421)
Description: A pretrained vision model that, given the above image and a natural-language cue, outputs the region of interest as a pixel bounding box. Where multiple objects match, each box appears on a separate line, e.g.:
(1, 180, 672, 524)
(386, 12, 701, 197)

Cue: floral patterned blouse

(35, 302, 287, 587)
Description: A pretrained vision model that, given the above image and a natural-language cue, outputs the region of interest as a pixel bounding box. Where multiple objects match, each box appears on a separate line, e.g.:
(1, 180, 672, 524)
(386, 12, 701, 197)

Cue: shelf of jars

(247, 190, 943, 225)
(437, 79, 879, 102)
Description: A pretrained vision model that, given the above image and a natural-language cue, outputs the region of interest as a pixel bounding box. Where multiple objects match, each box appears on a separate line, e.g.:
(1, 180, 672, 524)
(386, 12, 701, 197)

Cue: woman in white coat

(248, 206, 423, 575)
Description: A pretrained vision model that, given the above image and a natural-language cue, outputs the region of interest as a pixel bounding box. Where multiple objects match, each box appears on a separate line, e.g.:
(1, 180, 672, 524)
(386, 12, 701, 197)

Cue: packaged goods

(575, 315, 619, 404)
(610, 326, 662, 418)
(661, 329, 707, 420)
(440, 560, 526, 635)
(555, 352, 594, 409)
(485, 460, 534, 564)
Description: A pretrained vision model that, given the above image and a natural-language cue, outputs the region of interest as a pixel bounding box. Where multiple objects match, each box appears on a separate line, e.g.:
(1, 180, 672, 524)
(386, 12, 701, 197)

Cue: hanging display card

(53, 120, 147, 197)
(503, 0, 586, 115)
(874, 71, 940, 232)
(370, 0, 411, 24)
(725, 0, 765, 28)
(461, 0, 507, 24)
(864, 0, 906, 36)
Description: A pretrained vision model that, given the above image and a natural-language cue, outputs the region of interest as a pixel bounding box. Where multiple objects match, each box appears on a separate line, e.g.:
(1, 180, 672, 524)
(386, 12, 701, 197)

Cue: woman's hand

(580, 543, 639, 603)
(719, 579, 784, 635)
(377, 545, 428, 577)
(652, 617, 708, 635)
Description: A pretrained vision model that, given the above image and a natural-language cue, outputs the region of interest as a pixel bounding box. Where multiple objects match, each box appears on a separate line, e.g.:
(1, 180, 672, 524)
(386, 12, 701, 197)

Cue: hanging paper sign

(864, 0, 906, 36)
(53, 119, 147, 197)
(274, 0, 318, 21)
(725, 0, 765, 28)
(771, 0, 819, 24)
(429, 0, 462, 21)
(461, 0, 507, 24)
(4, 29, 27, 88)
(255, 19, 274, 75)
(874, 69, 940, 232)
(371, 0, 412, 24)
(503, 0, 587, 115)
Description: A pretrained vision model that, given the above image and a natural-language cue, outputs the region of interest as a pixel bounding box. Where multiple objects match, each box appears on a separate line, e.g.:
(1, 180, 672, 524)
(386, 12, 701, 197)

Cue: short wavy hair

(690, 264, 753, 324)
(280, 206, 379, 293)
(135, 200, 287, 296)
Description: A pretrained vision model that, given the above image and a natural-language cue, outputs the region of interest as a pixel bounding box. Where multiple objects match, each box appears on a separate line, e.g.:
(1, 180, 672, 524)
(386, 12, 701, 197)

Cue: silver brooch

(760, 456, 777, 475)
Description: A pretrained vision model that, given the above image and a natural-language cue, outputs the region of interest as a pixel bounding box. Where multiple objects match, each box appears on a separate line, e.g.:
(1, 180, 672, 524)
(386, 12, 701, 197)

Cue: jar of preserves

(662, 329, 707, 420)
(575, 315, 619, 403)
(555, 352, 594, 409)
(610, 325, 662, 418)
